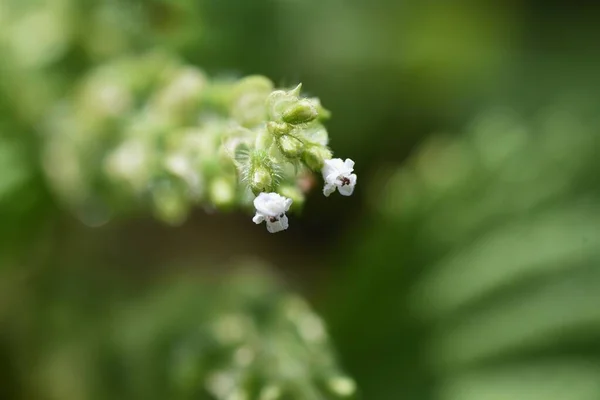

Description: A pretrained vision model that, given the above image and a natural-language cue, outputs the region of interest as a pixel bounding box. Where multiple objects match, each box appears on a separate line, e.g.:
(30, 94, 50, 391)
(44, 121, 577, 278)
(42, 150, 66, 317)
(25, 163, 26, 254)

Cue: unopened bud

(302, 145, 332, 171)
(231, 75, 274, 127)
(266, 84, 302, 121)
(251, 166, 273, 193)
(282, 99, 318, 125)
(255, 128, 274, 149)
(303, 124, 329, 146)
(233, 75, 273, 97)
(266, 90, 291, 121)
(278, 135, 304, 158)
(267, 121, 291, 137)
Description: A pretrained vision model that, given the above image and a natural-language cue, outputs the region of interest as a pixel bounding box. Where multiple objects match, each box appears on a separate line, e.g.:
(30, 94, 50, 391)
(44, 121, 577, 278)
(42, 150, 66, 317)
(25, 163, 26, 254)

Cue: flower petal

(254, 192, 290, 216)
(322, 158, 345, 178)
(280, 214, 289, 230)
(338, 183, 355, 196)
(266, 214, 289, 233)
(343, 158, 355, 171)
(252, 213, 265, 224)
(325, 172, 340, 185)
(323, 183, 336, 197)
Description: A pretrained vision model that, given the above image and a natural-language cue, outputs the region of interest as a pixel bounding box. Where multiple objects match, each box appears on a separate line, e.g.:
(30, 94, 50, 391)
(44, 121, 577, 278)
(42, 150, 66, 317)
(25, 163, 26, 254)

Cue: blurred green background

(1, 0, 600, 399)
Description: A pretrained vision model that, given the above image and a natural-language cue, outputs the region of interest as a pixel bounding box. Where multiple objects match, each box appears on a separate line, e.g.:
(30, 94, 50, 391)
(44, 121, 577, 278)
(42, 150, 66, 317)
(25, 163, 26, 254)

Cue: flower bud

(266, 90, 291, 121)
(266, 84, 302, 121)
(267, 121, 291, 137)
(302, 145, 332, 171)
(243, 150, 280, 195)
(278, 135, 304, 158)
(282, 99, 318, 125)
(231, 75, 274, 127)
(255, 128, 274, 149)
(303, 123, 329, 146)
(233, 75, 273, 97)
(251, 166, 273, 193)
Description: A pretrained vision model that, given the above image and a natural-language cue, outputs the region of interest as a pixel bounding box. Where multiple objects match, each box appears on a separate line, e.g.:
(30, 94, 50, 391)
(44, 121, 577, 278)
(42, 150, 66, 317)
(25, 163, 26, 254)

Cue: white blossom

(322, 158, 357, 197)
(252, 192, 293, 233)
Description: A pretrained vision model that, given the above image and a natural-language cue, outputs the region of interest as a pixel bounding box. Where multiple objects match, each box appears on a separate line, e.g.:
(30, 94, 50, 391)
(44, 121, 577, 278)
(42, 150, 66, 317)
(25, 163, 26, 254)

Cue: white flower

(252, 192, 293, 233)
(322, 158, 357, 197)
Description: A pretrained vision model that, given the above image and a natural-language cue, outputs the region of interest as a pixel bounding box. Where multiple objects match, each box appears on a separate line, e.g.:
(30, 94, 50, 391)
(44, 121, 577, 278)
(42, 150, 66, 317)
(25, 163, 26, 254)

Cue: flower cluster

(230, 82, 358, 233)
(41, 51, 356, 231)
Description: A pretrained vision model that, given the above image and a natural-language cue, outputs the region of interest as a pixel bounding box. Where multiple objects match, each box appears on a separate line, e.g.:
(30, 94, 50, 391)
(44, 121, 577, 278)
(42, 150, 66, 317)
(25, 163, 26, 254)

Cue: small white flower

(252, 192, 293, 233)
(322, 158, 357, 197)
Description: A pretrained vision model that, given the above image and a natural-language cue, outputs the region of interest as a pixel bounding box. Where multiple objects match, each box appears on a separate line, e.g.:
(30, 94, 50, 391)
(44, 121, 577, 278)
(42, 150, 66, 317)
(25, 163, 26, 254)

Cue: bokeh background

(2, 0, 600, 399)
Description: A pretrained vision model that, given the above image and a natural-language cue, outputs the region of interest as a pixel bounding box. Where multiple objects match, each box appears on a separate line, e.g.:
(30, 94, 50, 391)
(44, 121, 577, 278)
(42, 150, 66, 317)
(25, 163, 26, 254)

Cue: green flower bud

(233, 75, 274, 97)
(255, 128, 274, 149)
(244, 150, 278, 194)
(303, 123, 330, 146)
(302, 145, 332, 171)
(267, 121, 291, 137)
(282, 98, 318, 125)
(251, 166, 273, 193)
(231, 75, 274, 127)
(266, 90, 289, 121)
(266, 84, 302, 121)
(278, 135, 304, 158)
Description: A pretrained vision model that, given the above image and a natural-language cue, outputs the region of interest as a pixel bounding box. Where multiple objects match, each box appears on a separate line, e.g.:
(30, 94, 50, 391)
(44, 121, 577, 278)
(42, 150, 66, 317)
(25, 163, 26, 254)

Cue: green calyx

(278, 134, 304, 158)
(282, 98, 318, 125)
(266, 83, 319, 125)
(245, 150, 279, 195)
(303, 145, 332, 171)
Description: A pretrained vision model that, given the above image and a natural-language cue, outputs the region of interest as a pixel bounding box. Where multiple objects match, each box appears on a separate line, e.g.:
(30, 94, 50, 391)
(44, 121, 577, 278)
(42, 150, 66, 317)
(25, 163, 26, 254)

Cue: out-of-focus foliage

(1, 0, 600, 399)
(2, 262, 355, 400)
(326, 102, 600, 399)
